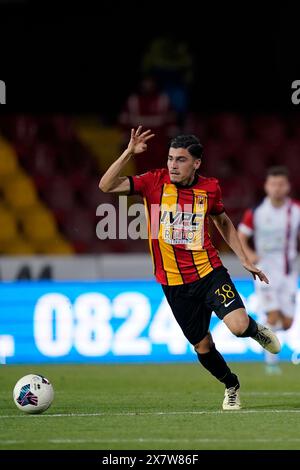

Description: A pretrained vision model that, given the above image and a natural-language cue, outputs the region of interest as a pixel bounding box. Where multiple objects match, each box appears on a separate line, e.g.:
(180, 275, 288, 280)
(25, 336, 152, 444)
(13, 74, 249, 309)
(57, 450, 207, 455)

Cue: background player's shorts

(162, 266, 245, 345)
(255, 269, 298, 318)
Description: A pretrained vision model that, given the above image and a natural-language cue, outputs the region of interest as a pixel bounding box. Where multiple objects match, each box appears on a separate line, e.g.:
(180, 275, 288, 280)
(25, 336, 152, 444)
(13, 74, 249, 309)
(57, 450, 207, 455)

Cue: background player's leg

(255, 279, 283, 372)
(280, 314, 293, 331)
(265, 310, 282, 374)
(264, 274, 296, 373)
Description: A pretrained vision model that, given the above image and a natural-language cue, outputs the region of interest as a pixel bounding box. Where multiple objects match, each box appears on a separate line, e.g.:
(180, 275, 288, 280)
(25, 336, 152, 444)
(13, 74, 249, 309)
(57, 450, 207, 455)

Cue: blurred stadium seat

(2, 171, 38, 213)
(21, 207, 57, 243)
(38, 236, 74, 255)
(40, 175, 76, 224)
(62, 207, 96, 253)
(0, 138, 18, 181)
(3, 237, 36, 256)
(0, 207, 19, 251)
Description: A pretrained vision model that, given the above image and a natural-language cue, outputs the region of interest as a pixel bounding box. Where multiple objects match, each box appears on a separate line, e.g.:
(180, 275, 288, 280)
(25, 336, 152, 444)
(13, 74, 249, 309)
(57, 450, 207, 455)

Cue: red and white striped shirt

(239, 197, 300, 275)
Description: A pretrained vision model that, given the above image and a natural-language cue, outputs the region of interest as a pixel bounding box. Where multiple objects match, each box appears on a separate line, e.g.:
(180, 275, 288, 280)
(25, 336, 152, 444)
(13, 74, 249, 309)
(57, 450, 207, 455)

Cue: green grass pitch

(0, 362, 299, 450)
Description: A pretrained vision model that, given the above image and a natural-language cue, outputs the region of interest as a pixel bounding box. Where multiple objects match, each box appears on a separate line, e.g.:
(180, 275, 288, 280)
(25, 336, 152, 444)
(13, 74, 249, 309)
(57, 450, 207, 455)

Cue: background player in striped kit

(239, 166, 300, 374)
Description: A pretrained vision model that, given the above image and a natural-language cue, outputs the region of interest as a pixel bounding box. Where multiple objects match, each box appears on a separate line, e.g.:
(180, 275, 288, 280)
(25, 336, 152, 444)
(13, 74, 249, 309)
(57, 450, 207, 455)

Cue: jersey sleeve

(210, 182, 225, 215)
(127, 170, 157, 197)
(238, 209, 254, 236)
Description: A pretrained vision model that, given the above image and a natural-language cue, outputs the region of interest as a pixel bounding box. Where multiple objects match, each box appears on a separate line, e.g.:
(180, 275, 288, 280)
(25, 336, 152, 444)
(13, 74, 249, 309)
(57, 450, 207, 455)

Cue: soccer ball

(13, 374, 54, 414)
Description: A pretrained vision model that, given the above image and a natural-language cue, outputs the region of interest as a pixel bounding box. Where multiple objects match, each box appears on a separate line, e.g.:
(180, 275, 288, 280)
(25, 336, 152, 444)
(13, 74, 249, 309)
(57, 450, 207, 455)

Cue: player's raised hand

(127, 126, 155, 155)
(242, 260, 269, 284)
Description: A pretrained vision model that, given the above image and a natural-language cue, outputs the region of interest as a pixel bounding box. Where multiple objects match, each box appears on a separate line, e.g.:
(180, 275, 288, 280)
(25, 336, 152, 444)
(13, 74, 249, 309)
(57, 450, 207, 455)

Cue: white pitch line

(1, 409, 300, 419)
(243, 392, 300, 396)
(2, 437, 300, 445)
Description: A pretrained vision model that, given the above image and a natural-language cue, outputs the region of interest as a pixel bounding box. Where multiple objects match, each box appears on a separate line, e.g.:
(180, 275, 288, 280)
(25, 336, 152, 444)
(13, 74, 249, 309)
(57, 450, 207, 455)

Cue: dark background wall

(1, 1, 300, 113)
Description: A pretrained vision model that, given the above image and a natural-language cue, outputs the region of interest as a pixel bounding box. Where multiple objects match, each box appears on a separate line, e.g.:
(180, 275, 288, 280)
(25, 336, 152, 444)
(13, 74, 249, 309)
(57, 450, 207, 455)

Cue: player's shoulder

(241, 200, 264, 218)
(136, 168, 167, 179)
(197, 175, 220, 191)
(252, 199, 265, 212)
(291, 199, 300, 209)
(291, 199, 300, 219)
(155, 167, 169, 178)
(134, 168, 169, 189)
(148, 167, 169, 183)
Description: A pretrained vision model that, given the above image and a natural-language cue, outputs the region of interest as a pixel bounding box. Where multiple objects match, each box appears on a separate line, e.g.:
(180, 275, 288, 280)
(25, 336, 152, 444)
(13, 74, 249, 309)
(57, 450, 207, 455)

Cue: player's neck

(269, 197, 288, 208)
(175, 173, 199, 188)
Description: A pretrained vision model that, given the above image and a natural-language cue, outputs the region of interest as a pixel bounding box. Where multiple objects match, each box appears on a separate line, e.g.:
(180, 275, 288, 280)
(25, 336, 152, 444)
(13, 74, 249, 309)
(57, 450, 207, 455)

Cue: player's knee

(267, 311, 281, 325)
(282, 318, 293, 330)
(230, 318, 250, 337)
(194, 342, 212, 354)
(194, 334, 214, 354)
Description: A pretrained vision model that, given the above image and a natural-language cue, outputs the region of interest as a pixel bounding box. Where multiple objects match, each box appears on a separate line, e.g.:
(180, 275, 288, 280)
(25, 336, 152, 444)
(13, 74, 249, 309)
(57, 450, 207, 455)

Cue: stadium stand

(0, 112, 299, 255)
(0, 128, 73, 255)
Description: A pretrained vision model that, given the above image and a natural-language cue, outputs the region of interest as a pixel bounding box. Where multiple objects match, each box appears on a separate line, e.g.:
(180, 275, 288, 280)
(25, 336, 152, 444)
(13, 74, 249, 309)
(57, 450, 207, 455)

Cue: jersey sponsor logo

(160, 211, 203, 246)
(161, 211, 201, 228)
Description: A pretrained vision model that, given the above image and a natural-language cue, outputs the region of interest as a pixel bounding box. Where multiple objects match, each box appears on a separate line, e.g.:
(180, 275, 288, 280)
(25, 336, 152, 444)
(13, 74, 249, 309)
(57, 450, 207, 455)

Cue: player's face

(167, 148, 201, 185)
(264, 175, 290, 201)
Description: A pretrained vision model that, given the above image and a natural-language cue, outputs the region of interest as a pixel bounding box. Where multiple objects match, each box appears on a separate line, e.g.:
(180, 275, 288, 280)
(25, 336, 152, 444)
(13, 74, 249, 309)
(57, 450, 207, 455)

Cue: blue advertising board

(0, 280, 299, 364)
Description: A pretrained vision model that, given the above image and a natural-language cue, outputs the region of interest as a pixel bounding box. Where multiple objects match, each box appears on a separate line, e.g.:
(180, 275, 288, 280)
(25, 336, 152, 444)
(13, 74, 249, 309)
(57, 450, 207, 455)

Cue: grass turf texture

(0, 362, 299, 450)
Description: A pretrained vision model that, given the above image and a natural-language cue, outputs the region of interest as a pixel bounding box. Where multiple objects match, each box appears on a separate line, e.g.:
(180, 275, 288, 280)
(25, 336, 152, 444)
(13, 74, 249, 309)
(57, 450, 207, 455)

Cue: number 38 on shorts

(212, 280, 245, 316)
(215, 284, 236, 304)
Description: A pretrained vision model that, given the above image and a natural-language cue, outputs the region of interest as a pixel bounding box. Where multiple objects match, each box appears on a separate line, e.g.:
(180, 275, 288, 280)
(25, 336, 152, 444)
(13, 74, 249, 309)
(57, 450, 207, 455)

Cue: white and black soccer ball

(13, 374, 54, 414)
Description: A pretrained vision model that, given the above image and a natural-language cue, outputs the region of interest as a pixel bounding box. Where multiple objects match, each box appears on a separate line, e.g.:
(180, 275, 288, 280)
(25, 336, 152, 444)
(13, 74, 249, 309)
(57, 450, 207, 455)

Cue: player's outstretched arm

(211, 212, 269, 284)
(99, 126, 155, 193)
(237, 231, 259, 265)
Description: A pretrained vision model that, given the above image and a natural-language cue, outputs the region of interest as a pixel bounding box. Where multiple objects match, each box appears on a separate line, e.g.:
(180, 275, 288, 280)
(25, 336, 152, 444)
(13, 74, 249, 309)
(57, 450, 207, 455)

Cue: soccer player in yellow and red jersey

(99, 126, 281, 410)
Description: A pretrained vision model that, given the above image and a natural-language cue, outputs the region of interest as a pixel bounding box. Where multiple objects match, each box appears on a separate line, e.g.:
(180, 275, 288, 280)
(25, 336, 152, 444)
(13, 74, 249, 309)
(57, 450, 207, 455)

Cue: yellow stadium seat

(0, 209, 18, 243)
(1, 237, 36, 255)
(15, 202, 46, 224)
(0, 145, 18, 181)
(21, 208, 57, 243)
(37, 237, 74, 255)
(3, 173, 38, 212)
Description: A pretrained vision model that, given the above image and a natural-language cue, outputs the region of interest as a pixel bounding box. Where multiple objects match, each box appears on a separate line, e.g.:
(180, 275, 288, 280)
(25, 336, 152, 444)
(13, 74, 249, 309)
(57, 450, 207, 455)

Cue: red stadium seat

(8, 115, 39, 145)
(23, 143, 58, 191)
(201, 140, 226, 178)
(40, 175, 76, 223)
(183, 113, 207, 141)
(250, 115, 286, 152)
(281, 139, 300, 185)
(239, 141, 269, 190)
(208, 113, 246, 143)
(50, 115, 76, 143)
(79, 176, 117, 209)
(62, 207, 97, 253)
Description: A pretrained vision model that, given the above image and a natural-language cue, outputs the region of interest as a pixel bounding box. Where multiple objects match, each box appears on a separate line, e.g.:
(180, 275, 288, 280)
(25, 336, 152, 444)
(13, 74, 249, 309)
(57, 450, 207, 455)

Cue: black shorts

(162, 266, 245, 346)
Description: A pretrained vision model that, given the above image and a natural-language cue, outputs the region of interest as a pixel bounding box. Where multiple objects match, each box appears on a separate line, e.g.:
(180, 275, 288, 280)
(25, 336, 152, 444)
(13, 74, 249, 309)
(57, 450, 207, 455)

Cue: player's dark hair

(266, 166, 290, 179)
(170, 135, 203, 159)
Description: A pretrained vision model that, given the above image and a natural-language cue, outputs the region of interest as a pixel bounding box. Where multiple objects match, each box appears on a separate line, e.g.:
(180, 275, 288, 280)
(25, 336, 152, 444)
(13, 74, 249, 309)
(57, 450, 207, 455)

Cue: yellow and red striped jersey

(128, 168, 225, 285)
